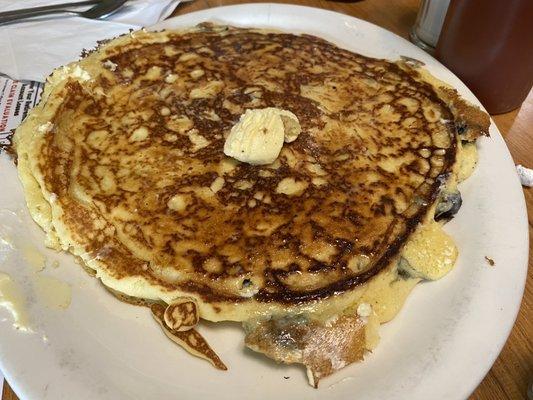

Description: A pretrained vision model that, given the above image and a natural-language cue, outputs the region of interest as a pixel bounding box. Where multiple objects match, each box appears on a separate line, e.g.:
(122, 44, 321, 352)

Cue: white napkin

(516, 165, 533, 187)
(0, 0, 183, 82)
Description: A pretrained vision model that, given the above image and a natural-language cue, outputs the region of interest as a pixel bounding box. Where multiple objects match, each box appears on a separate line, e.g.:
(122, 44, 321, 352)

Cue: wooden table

(3, 0, 531, 399)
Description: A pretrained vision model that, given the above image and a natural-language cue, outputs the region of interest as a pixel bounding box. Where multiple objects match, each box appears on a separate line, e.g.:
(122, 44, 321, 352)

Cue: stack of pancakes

(14, 24, 489, 386)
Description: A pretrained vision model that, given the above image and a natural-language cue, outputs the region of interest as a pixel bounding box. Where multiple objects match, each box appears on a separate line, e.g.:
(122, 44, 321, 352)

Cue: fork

(0, 0, 128, 25)
(0, 1, 100, 17)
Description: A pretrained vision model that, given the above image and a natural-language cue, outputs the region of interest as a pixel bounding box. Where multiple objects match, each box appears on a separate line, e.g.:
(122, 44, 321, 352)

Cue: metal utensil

(0, 1, 100, 17)
(0, 0, 128, 25)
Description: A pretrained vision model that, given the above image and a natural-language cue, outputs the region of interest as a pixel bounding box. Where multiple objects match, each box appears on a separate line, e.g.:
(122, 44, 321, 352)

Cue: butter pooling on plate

(13, 23, 489, 387)
(0, 273, 31, 331)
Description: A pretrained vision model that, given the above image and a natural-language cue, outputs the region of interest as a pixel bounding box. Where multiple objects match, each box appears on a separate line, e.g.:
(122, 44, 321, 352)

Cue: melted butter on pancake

(224, 108, 301, 165)
(400, 220, 458, 280)
(457, 142, 478, 183)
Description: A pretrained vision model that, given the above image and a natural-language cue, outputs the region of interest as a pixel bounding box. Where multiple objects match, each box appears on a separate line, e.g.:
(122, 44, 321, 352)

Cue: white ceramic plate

(0, 4, 528, 400)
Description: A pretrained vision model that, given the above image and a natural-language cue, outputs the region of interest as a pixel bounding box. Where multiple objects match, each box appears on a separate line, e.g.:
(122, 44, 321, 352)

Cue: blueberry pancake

(14, 23, 489, 386)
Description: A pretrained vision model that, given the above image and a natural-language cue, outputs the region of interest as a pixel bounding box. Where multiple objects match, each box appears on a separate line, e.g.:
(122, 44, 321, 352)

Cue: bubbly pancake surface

(16, 25, 475, 321)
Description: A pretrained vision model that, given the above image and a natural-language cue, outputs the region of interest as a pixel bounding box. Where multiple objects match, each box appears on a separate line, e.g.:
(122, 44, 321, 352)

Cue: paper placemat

(0, 76, 43, 154)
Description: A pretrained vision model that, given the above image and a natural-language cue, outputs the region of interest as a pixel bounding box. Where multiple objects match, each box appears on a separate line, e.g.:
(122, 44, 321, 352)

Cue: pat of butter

(223, 108, 301, 165)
